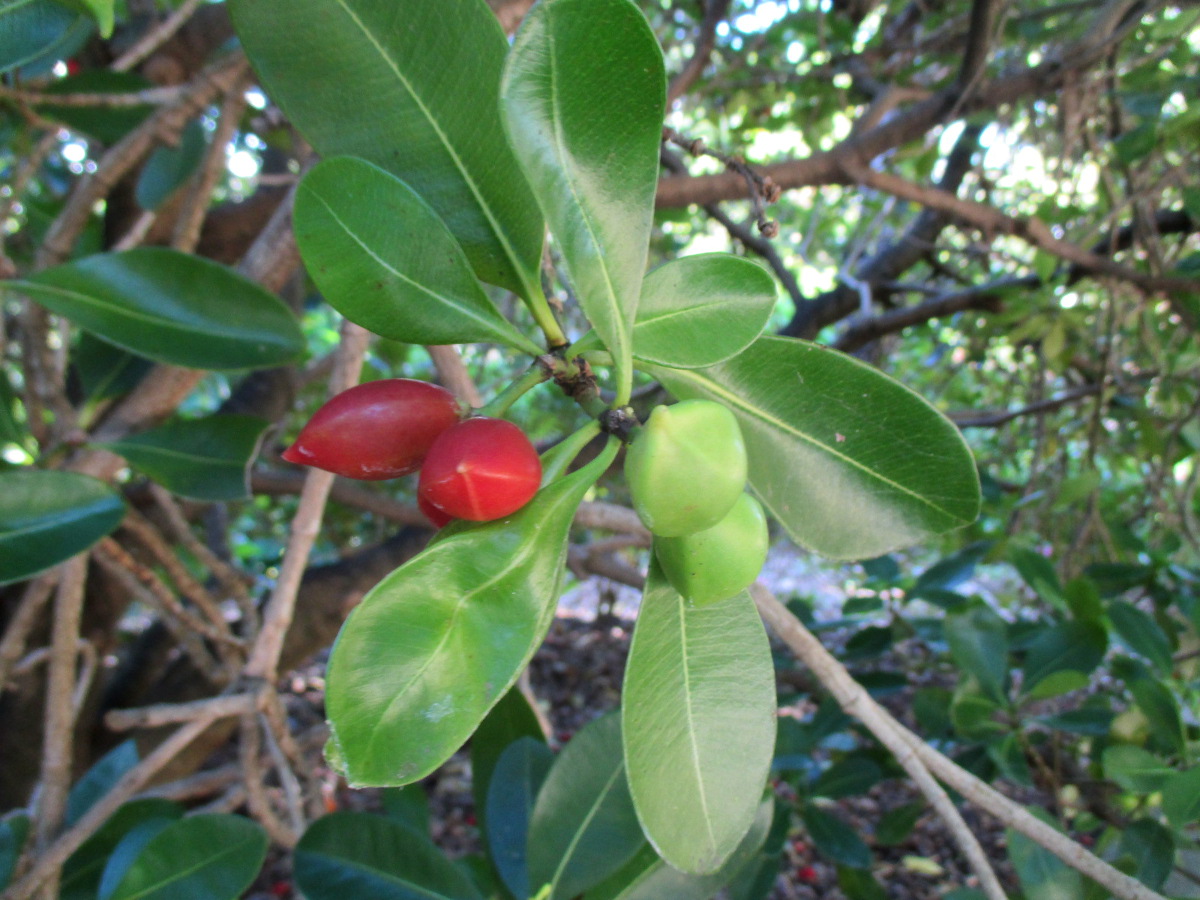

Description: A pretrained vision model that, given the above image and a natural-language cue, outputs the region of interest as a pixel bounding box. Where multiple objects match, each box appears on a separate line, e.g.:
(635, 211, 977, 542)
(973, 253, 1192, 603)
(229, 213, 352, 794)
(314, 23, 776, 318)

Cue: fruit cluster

(282, 379, 542, 526)
(625, 400, 768, 605)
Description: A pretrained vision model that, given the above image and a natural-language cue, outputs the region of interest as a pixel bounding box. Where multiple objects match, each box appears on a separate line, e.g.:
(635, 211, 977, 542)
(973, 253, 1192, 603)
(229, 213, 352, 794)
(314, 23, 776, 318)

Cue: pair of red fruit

(281, 379, 542, 527)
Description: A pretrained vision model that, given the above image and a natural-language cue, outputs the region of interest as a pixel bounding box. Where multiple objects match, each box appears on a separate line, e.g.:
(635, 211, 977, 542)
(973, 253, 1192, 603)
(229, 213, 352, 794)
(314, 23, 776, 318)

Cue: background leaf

(648, 336, 981, 559)
(229, 0, 544, 298)
(8, 248, 304, 370)
(623, 565, 775, 874)
(294, 157, 541, 354)
(502, 0, 665, 400)
(294, 812, 482, 900)
(0, 470, 125, 585)
(486, 736, 554, 899)
(801, 804, 871, 869)
(36, 70, 155, 144)
(96, 414, 268, 502)
(325, 440, 617, 786)
(584, 799, 774, 900)
(1108, 601, 1173, 675)
(0, 815, 28, 891)
(1021, 621, 1107, 699)
(61, 800, 183, 900)
(0, 0, 90, 74)
(135, 120, 208, 210)
(527, 714, 644, 900)
(470, 686, 546, 840)
(67, 740, 138, 825)
(1119, 819, 1174, 890)
(101, 813, 267, 900)
(943, 606, 1009, 703)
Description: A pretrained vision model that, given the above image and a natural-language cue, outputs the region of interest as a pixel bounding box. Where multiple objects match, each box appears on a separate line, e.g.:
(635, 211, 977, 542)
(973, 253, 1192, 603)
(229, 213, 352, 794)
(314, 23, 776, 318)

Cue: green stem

(476, 363, 551, 420)
(523, 284, 569, 350)
(540, 419, 603, 483)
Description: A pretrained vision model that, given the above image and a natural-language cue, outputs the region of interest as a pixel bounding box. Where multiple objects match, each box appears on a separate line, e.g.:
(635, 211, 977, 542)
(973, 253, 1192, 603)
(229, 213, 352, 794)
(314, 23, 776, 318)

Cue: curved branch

(750, 583, 1169, 900)
(667, 0, 733, 105)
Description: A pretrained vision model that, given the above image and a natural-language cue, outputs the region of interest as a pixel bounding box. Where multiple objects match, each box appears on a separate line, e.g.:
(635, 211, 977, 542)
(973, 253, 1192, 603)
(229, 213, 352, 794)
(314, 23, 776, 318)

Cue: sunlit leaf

(646, 336, 981, 559)
(502, 0, 665, 400)
(325, 439, 617, 786)
(623, 563, 775, 874)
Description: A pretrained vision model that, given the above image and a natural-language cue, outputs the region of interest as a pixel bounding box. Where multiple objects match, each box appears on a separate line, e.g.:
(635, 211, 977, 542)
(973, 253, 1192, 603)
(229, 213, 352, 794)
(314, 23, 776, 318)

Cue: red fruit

(796, 865, 818, 884)
(282, 379, 462, 480)
(418, 493, 453, 529)
(418, 417, 542, 521)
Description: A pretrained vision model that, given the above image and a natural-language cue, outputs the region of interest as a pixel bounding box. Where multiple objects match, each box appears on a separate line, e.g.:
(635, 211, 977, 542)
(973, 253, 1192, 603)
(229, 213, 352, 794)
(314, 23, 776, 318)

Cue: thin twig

(2, 710, 230, 900)
(242, 320, 371, 681)
(749, 583, 1170, 900)
(171, 74, 252, 252)
(30, 558, 89, 896)
(103, 692, 257, 732)
(238, 712, 297, 847)
(112, 0, 207, 72)
(0, 574, 58, 691)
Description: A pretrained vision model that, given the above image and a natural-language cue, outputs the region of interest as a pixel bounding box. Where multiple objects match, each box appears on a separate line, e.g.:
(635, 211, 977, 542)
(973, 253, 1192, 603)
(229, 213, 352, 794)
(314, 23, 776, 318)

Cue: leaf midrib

(115, 835, 256, 899)
(660, 366, 964, 520)
(547, 763, 625, 898)
(329, 0, 535, 300)
(363, 481, 579, 765)
(675, 595, 719, 855)
(303, 184, 525, 346)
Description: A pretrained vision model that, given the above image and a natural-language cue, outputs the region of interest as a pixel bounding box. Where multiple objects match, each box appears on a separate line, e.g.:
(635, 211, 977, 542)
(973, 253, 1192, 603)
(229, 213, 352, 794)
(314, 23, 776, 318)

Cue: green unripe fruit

(655, 493, 768, 606)
(624, 399, 747, 537)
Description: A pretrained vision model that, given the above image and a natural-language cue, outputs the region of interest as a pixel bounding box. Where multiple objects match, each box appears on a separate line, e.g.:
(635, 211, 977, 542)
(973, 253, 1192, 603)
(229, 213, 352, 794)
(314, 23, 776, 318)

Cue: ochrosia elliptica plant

(231, 0, 980, 881)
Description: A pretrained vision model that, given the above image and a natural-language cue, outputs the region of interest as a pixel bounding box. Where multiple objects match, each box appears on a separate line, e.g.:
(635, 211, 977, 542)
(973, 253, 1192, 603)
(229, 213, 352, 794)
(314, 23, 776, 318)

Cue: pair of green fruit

(625, 400, 769, 606)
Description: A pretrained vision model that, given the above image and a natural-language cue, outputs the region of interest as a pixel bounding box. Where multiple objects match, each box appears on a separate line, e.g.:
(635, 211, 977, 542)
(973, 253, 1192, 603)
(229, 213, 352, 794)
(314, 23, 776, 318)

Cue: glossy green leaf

(1108, 601, 1173, 675)
(67, 740, 138, 825)
(325, 439, 617, 787)
(584, 798, 774, 900)
(943, 606, 1009, 703)
(576, 254, 776, 368)
(294, 812, 482, 900)
(294, 157, 541, 354)
(1119, 819, 1174, 890)
(470, 686, 546, 841)
(6, 248, 305, 370)
(229, 0, 543, 298)
(37, 71, 155, 144)
(61, 800, 183, 900)
(0, 470, 125, 585)
(623, 563, 775, 874)
(1007, 815, 1084, 900)
(101, 813, 267, 900)
(1102, 745, 1173, 793)
(634, 254, 776, 367)
(96, 414, 268, 502)
(135, 120, 207, 210)
(1163, 768, 1200, 830)
(1021, 621, 1106, 699)
(486, 736, 554, 899)
(647, 336, 981, 559)
(0, 814, 29, 891)
(527, 714, 644, 900)
(801, 804, 871, 869)
(0, 0, 89, 74)
(502, 0, 665, 400)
